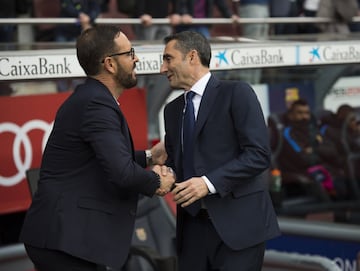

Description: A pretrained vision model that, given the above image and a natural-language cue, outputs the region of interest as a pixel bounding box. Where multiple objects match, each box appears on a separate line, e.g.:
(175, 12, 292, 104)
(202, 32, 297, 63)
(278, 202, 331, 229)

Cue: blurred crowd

(1, 0, 360, 44)
(268, 99, 360, 206)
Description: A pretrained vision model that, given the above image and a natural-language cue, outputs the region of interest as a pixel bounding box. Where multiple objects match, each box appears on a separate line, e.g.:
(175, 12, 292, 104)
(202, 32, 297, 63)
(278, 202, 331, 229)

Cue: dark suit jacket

(20, 78, 160, 268)
(164, 75, 280, 252)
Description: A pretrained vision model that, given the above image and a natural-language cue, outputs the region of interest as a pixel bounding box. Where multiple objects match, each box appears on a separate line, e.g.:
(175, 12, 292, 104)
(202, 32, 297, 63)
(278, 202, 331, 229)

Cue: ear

(189, 49, 197, 63)
(103, 58, 116, 74)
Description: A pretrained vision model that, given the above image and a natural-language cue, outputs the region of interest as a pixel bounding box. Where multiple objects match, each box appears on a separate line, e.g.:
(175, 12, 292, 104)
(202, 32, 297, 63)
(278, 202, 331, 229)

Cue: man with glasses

(20, 25, 175, 271)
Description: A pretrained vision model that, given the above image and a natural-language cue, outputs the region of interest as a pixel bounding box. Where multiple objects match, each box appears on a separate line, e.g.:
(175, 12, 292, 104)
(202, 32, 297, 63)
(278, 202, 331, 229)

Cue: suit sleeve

(164, 104, 177, 171)
(135, 151, 147, 168)
(206, 82, 271, 197)
(80, 95, 159, 196)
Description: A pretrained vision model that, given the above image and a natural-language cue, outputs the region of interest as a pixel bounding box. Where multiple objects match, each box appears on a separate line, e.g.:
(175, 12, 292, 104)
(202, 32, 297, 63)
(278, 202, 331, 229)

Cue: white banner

(1, 40, 360, 80)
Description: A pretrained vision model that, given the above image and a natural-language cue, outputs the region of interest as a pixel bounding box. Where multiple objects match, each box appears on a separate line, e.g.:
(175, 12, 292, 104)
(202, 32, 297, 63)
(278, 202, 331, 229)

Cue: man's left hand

(171, 177, 208, 207)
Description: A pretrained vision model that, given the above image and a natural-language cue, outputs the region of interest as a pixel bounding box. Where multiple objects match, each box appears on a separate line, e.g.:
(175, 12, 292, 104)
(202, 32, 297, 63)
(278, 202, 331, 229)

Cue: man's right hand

(152, 165, 175, 196)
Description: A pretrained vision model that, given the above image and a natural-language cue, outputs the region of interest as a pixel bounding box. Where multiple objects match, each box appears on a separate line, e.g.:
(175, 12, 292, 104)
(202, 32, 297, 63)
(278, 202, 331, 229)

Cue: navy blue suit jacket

(164, 75, 280, 252)
(20, 78, 159, 268)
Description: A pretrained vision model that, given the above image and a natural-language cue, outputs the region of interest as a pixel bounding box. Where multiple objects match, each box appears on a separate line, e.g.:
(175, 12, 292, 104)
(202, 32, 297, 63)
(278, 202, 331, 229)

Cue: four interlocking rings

(0, 120, 53, 186)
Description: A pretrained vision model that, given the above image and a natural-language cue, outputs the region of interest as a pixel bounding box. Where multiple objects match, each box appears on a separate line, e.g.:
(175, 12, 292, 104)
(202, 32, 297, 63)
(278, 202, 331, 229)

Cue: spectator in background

(232, 0, 269, 83)
(270, 0, 301, 34)
(277, 99, 347, 200)
(176, 0, 238, 38)
(321, 105, 360, 194)
(233, 0, 269, 39)
(56, 0, 104, 42)
(298, 0, 321, 34)
(133, 0, 182, 142)
(0, 0, 17, 44)
(316, 0, 358, 34)
(133, 0, 181, 40)
(32, 0, 61, 42)
(349, 0, 360, 32)
(0, 0, 30, 45)
(320, 105, 356, 154)
(55, 0, 108, 91)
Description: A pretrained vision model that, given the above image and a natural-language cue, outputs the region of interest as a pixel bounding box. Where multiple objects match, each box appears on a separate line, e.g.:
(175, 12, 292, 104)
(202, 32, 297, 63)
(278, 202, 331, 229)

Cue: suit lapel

(195, 76, 220, 137)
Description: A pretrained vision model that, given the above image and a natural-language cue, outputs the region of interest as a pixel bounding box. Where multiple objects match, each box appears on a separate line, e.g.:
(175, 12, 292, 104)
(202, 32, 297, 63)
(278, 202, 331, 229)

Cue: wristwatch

(145, 149, 152, 166)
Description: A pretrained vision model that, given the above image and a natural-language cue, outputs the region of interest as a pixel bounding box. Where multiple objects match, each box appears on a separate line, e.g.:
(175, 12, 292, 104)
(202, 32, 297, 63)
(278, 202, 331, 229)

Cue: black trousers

(25, 244, 109, 271)
(178, 211, 265, 271)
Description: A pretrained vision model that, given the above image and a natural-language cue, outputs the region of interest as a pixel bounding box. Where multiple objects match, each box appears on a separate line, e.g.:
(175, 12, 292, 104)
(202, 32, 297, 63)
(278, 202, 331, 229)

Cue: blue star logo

(215, 50, 229, 66)
(309, 47, 321, 62)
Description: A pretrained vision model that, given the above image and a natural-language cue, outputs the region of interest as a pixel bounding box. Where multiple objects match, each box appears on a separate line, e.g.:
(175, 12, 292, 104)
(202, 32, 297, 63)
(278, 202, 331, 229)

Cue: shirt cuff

(202, 176, 217, 194)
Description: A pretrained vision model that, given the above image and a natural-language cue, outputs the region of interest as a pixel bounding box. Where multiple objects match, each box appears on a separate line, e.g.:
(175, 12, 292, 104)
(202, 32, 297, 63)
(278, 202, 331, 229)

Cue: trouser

(25, 244, 108, 271)
(178, 211, 265, 271)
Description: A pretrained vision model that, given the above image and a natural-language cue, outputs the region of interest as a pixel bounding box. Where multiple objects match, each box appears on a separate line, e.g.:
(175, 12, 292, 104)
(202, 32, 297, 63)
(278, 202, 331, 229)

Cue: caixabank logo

(214, 50, 229, 68)
(212, 48, 285, 69)
(308, 45, 360, 64)
(309, 47, 321, 62)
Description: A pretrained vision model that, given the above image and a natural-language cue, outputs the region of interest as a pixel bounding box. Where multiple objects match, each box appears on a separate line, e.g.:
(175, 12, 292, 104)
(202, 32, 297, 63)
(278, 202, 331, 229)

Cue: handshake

(152, 165, 176, 196)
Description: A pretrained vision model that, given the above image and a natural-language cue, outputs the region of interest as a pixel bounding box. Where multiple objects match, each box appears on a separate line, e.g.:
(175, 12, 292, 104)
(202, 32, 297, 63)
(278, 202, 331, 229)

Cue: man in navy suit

(160, 31, 280, 271)
(20, 25, 175, 271)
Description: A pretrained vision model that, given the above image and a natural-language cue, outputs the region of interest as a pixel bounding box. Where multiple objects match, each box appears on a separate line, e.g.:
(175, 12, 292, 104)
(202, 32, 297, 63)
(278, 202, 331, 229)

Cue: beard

(292, 119, 310, 129)
(115, 62, 137, 89)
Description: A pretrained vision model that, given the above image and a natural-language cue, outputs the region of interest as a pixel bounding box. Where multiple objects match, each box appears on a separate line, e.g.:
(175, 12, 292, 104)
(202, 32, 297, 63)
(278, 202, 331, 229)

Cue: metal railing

(1, 16, 360, 25)
(2, 16, 359, 45)
(0, 244, 33, 271)
(263, 250, 342, 271)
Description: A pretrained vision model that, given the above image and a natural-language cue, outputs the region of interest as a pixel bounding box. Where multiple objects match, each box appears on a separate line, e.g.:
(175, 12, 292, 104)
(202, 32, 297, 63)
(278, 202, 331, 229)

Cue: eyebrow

(162, 54, 173, 60)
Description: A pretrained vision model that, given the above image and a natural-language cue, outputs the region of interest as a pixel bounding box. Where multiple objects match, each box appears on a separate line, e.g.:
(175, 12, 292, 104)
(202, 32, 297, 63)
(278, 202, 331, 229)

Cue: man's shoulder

(216, 79, 255, 98)
(218, 78, 251, 88)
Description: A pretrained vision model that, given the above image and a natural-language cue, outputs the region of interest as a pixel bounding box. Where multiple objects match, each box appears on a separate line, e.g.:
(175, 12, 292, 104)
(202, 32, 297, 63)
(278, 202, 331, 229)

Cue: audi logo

(0, 120, 53, 186)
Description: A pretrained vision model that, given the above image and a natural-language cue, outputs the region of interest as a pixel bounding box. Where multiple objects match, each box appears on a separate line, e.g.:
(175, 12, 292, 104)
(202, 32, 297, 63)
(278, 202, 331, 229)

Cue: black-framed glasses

(102, 48, 135, 63)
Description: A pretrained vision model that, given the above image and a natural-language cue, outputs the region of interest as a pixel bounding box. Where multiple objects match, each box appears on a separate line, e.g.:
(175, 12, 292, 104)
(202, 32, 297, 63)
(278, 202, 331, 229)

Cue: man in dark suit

(19, 25, 175, 271)
(160, 31, 280, 271)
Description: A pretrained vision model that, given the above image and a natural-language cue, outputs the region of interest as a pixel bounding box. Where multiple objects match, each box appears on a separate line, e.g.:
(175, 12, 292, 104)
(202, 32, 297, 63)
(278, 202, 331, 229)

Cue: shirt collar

(190, 72, 211, 97)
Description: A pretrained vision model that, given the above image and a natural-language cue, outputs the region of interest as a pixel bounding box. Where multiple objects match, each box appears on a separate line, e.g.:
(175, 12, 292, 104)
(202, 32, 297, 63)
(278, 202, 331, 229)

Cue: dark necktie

(183, 91, 196, 180)
(182, 91, 201, 216)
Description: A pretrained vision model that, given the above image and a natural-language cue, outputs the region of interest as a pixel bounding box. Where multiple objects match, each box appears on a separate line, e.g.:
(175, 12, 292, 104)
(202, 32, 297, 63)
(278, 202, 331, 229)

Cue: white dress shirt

(184, 72, 217, 194)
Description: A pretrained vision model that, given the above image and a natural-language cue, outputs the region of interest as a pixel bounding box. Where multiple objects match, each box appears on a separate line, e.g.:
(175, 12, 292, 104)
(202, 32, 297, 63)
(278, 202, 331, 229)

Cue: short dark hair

(76, 25, 122, 76)
(164, 31, 211, 67)
(336, 104, 354, 121)
(290, 98, 309, 110)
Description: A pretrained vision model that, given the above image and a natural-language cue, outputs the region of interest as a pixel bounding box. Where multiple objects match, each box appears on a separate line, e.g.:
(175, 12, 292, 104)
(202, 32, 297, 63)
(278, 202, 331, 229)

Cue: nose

(160, 62, 167, 74)
(303, 114, 311, 120)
